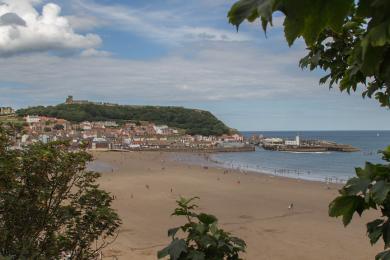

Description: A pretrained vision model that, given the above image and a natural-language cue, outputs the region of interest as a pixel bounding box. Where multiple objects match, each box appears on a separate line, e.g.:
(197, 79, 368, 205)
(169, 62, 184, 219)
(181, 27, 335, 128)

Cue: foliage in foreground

(329, 147, 390, 260)
(228, 0, 390, 107)
(0, 125, 121, 259)
(158, 197, 246, 260)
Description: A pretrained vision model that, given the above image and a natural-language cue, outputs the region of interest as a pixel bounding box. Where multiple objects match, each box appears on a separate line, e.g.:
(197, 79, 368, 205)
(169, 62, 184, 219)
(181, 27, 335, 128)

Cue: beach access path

(93, 151, 380, 260)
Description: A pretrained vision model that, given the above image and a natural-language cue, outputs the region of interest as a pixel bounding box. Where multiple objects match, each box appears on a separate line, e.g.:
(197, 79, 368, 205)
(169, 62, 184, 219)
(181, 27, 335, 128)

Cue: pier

(251, 135, 359, 153)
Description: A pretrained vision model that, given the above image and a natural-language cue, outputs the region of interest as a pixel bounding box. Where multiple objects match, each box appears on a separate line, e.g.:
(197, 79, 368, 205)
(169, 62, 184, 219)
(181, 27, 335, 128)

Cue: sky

(0, 0, 389, 131)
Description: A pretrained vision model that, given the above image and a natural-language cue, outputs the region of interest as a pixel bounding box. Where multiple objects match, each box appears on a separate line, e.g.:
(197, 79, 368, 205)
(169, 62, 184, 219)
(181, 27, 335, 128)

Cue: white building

(285, 135, 300, 146)
(263, 137, 283, 144)
(26, 115, 40, 123)
(123, 138, 132, 145)
(102, 121, 118, 127)
(81, 121, 92, 131)
(38, 134, 50, 144)
(153, 125, 169, 135)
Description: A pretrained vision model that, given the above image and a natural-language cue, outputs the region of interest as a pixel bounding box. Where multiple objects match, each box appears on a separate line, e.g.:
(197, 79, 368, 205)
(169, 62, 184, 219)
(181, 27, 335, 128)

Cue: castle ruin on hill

(65, 96, 118, 106)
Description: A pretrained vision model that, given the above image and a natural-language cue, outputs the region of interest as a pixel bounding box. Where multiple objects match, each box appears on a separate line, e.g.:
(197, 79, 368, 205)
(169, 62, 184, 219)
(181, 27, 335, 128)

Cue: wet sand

(94, 151, 381, 259)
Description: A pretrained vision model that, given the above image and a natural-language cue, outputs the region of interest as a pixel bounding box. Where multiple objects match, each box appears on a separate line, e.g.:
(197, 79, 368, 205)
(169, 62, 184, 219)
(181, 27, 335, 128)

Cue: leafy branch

(329, 147, 390, 259)
(228, 0, 390, 107)
(158, 197, 246, 260)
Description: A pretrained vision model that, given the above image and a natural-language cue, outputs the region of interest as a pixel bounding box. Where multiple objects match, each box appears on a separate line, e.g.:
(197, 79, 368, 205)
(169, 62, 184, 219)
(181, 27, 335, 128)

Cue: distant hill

(16, 104, 231, 136)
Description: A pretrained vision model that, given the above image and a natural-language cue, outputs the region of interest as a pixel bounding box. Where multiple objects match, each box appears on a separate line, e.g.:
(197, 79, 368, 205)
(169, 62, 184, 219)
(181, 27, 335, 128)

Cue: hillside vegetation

(16, 104, 231, 136)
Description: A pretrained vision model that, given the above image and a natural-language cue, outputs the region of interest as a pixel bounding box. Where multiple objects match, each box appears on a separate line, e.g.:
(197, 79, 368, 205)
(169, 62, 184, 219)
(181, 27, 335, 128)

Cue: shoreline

(168, 151, 349, 184)
(93, 151, 380, 259)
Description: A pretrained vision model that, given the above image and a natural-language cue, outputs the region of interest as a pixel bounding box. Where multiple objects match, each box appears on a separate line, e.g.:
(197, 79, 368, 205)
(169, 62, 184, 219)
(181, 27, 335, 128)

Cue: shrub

(158, 197, 246, 260)
(0, 125, 121, 259)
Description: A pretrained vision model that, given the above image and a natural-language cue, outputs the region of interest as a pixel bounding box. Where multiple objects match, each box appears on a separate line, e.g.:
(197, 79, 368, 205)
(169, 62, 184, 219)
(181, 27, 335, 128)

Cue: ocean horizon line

(240, 129, 390, 132)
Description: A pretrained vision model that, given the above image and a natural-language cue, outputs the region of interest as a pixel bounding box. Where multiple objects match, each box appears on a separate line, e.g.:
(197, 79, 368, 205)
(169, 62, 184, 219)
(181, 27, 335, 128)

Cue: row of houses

(15, 115, 246, 151)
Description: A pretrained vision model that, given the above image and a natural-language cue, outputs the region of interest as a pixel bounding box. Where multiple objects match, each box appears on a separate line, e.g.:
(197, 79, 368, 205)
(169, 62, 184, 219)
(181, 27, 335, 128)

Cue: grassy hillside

(16, 104, 231, 136)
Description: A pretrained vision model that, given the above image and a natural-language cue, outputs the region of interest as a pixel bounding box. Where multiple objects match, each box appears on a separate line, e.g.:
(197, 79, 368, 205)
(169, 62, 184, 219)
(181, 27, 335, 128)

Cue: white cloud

(71, 0, 251, 44)
(80, 48, 111, 57)
(0, 0, 101, 55)
(65, 15, 102, 31)
(0, 43, 320, 106)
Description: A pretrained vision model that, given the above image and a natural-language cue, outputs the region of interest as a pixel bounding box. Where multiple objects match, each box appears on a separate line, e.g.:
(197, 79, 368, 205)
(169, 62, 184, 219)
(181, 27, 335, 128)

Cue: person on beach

(288, 203, 294, 215)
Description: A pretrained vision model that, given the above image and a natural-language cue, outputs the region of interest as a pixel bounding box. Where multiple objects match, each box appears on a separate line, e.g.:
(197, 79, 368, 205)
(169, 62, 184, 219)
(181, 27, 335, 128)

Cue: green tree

(228, 0, 390, 107)
(158, 197, 246, 260)
(0, 125, 121, 259)
(228, 0, 390, 258)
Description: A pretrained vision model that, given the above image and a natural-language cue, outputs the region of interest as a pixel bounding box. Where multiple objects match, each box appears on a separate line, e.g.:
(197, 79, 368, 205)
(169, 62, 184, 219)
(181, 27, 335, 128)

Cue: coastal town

(1, 108, 253, 152)
(1, 97, 358, 153)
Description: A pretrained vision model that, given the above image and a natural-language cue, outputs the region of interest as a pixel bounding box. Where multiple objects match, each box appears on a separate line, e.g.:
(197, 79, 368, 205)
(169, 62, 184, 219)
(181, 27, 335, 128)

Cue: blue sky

(0, 0, 389, 131)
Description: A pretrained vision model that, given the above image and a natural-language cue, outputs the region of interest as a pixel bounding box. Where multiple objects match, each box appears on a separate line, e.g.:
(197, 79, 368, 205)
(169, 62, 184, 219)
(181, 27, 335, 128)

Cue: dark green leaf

(168, 227, 180, 239)
(329, 195, 366, 226)
(197, 213, 217, 225)
(376, 250, 390, 260)
(187, 250, 206, 260)
(371, 181, 390, 204)
(367, 219, 384, 245)
(344, 177, 371, 195)
(157, 239, 187, 260)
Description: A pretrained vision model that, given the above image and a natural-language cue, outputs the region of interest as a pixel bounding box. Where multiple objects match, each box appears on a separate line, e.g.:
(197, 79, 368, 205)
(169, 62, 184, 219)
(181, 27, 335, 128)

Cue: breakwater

(262, 144, 359, 152)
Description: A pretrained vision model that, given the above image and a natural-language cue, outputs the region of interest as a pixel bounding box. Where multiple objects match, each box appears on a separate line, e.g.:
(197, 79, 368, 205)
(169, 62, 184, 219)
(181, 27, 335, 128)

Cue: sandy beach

(93, 151, 381, 260)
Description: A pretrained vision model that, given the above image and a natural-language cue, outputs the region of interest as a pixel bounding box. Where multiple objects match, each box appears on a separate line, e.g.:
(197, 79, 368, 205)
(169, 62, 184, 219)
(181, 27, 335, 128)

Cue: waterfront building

(285, 135, 300, 146)
(263, 137, 283, 144)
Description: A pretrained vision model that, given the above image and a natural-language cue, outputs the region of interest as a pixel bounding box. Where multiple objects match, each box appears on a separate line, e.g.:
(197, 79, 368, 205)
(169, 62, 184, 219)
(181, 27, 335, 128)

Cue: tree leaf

(344, 177, 371, 195)
(157, 239, 187, 260)
(367, 219, 384, 245)
(197, 213, 217, 225)
(187, 250, 206, 260)
(168, 227, 180, 239)
(228, 0, 279, 31)
(371, 181, 390, 204)
(329, 195, 366, 226)
(382, 220, 390, 248)
(376, 250, 390, 260)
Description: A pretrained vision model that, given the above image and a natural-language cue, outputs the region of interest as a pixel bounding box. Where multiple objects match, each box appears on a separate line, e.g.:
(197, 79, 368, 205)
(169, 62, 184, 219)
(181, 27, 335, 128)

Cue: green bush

(0, 125, 121, 259)
(158, 197, 246, 260)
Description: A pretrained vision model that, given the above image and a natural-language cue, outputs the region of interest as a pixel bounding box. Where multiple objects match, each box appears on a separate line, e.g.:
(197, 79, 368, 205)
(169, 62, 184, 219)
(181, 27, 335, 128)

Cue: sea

(210, 131, 390, 183)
